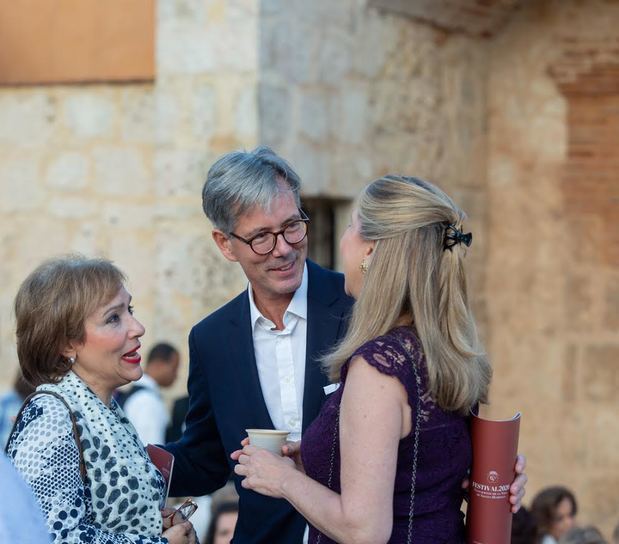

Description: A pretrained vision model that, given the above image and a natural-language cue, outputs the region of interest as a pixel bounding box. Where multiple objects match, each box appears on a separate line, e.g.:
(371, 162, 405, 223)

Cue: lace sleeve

(345, 329, 433, 427)
(352, 335, 418, 379)
(7, 396, 167, 544)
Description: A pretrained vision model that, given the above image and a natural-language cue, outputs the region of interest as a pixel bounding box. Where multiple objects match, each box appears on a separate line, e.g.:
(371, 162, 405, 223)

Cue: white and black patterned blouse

(6, 371, 168, 544)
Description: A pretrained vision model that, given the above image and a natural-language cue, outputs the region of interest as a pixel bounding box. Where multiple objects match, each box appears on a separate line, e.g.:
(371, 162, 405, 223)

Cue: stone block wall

(0, 0, 503, 449)
(486, 0, 619, 535)
(258, 0, 490, 320)
(0, 0, 491, 395)
(369, 0, 523, 37)
(0, 0, 259, 394)
(1, 0, 617, 535)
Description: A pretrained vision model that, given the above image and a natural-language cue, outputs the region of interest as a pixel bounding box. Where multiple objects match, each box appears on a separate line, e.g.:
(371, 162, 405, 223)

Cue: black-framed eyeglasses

(229, 210, 310, 255)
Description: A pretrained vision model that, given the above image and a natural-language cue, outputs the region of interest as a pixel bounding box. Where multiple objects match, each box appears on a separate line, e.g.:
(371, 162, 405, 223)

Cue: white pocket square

(323, 383, 341, 395)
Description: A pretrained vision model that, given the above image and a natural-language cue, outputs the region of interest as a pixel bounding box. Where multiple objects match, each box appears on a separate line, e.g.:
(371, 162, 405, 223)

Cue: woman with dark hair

(531, 486, 578, 544)
(204, 501, 239, 544)
(6, 255, 196, 544)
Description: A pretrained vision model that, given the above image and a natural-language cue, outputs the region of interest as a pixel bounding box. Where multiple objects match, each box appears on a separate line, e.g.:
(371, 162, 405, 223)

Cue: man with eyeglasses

(164, 147, 528, 544)
(164, 146, 354, 544)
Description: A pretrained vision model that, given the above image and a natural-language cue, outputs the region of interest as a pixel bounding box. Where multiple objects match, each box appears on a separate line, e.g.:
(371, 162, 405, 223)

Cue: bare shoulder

(346, 355, 408, 400)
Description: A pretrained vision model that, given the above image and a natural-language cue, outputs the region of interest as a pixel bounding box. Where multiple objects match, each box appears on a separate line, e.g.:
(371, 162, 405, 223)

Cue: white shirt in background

(248, 264, 308, 442)
(123, 373, 170, 446)
(0, 453, 51, 543)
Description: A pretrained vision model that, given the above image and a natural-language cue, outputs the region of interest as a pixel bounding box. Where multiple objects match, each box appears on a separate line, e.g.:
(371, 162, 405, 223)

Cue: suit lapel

(229, 292, 274, 429)
(302, 262, 347, 431)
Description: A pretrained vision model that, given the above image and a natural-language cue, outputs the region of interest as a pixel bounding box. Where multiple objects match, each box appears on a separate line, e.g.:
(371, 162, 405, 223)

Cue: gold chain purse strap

(4, 390, 87, 483)
(316, 338, 423, 544)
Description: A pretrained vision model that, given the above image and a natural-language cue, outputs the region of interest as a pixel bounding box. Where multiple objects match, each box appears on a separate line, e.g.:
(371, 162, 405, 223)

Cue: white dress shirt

(248, 264, 308, 442)
(123, 373, 170, 446)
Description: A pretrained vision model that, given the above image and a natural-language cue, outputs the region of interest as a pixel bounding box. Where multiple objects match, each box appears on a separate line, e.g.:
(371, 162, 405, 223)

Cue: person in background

(232, 175, 522, 543)
(511, 506, 537, 544)
(124, 342, 180, 446)
(531, 486, 578, 544)
(166, 394, 190, 443)
(0, 370, 35, 448)
(612, 521, 619, 544)
(6, 255, 195, 544)
(204, 482, 239, 544)
(205, 501, 239, 544)
(559, 526, 607, 544)
(0, 452, 50, 543)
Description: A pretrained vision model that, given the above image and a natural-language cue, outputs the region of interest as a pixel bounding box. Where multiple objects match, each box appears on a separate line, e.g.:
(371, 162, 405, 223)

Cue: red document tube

(466, 410, 521, 544)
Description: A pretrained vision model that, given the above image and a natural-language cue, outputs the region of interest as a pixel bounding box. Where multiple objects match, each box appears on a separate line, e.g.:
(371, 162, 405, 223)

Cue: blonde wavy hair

(323, 175, 491, 413)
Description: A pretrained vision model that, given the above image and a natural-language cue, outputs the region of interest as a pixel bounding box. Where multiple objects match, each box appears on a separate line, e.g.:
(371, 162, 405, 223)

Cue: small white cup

(245, 429, 290, 455)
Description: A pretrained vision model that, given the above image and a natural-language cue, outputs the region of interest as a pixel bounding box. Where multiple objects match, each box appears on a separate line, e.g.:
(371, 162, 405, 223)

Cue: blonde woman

(233, 176, 524, 543)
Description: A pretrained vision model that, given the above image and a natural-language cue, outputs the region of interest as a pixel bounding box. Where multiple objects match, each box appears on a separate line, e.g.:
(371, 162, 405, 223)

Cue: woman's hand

(282, 440, 305, 473)
(509, 454, 528, 513)
(162, 520, 196, 544)
(230, 437, 250, 462)
(161, 507, 176, 530)
(231, 438, 304, 472)
(461, 454, 528, 513)
(233, 445, 297, 498)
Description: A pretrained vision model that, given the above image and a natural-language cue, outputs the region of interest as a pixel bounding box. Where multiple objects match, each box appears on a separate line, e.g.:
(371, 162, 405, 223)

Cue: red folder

(466, 410, 521, 544)
(146, 444, 175, 504)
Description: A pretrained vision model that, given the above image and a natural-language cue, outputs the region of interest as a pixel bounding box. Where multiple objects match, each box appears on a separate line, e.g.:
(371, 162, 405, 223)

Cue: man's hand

(282, 440, 305, 473)
(230, 437, 250, 462)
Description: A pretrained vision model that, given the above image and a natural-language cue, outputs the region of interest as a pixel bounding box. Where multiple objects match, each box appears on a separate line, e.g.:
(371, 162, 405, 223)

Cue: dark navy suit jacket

(165, 261, 353, 543)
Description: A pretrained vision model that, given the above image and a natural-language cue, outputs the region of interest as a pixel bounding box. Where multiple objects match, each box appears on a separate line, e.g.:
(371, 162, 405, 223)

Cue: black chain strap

(315, 406, 340, 544)
(316, 337, 422, 544)
(406, 340, 423, 544)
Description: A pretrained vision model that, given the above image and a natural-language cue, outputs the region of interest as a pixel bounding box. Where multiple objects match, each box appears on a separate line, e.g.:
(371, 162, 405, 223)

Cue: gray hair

(202, 146, 302, 233)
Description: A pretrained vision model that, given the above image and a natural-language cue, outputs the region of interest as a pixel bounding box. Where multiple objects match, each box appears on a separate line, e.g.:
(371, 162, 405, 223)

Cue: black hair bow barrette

(443, 224, 473, 251)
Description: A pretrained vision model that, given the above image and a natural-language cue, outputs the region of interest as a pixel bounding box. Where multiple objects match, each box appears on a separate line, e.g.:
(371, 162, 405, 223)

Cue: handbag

(316, 339, 423, 544)
(4, 390, 87, 483)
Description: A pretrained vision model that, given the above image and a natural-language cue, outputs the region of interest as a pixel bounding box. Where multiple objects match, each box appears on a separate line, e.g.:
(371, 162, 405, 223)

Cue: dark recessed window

(302, 197, 350, 271)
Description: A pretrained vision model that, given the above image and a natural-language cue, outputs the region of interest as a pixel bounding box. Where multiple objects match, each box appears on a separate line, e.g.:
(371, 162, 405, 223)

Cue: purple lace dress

(301, 326, 470, 543)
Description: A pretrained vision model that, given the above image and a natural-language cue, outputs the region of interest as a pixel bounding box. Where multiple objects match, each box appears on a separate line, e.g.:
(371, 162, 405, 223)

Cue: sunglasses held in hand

(166, 498, 198, 526)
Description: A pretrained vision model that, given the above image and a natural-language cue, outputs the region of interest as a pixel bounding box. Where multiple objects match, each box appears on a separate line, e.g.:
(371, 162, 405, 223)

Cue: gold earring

(360, 259, 368, 274)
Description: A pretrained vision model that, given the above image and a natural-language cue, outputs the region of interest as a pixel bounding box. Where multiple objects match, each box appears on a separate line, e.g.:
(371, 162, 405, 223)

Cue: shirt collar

(134, 373, 160, 393)
(248, 262, 308, 329)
